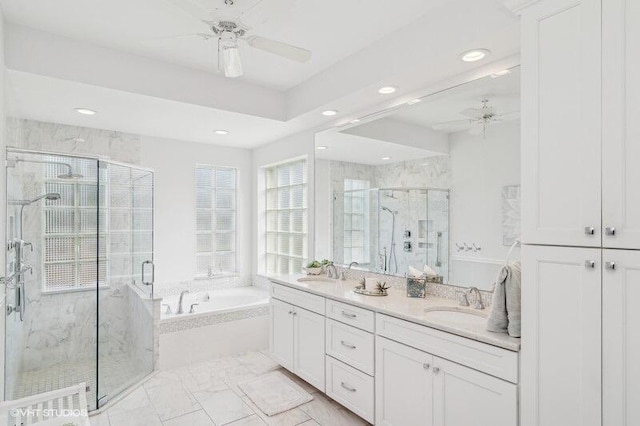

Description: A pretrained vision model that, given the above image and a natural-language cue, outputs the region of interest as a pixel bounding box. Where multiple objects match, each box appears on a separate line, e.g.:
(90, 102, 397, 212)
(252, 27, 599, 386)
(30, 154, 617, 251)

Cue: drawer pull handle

(341, 382, 357, 392)
(341, 311, 357, 319)
(423, 363, 430, 370)
(340, 340, 356, 349)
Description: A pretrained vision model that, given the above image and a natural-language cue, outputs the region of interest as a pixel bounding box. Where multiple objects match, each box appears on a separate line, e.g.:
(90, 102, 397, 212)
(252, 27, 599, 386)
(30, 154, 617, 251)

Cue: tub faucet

(177, 290, 190, 314)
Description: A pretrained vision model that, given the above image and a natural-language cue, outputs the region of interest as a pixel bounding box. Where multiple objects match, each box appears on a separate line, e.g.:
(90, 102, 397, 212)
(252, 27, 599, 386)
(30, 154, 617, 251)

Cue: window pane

(196, 210, 213, 232)
(216, 189, 235, 210)
(216, 168, 236, 189)
(196, 188, 212, 208)
(196, 167, 213, 187)
(197, 233, 212, 252)
(215, 232, 234, 252)
(278, 211, 290, 233)
(216, 211, 235, 232)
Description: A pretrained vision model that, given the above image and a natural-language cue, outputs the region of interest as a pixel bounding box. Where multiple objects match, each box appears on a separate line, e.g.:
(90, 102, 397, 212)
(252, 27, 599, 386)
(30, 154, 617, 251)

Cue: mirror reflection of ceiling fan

(163, 0, 312, 78)
(431, 99, 519, 136)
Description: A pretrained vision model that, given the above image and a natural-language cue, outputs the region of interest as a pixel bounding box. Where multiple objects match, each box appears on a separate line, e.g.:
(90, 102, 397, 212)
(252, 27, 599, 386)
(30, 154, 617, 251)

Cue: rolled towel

(506, 261, 522, 337)
(423, 264, 438, 276)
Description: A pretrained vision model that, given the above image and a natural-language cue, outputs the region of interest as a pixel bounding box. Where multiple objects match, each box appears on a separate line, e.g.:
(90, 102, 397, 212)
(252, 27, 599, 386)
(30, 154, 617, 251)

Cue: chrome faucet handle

(189, 303, 199, 314)
(340, 271, 347, 280)
(161, 304, 172, 314)
(457, 291, 470, 307)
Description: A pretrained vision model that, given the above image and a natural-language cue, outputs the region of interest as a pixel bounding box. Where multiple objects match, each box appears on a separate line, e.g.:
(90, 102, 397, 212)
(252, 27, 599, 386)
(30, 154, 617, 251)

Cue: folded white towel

(423, 264, 438, 276)
(486, 261, 521, 337)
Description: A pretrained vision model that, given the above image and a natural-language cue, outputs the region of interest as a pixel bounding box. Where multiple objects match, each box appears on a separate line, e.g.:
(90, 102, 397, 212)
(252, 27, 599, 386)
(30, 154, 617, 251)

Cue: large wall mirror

(314, 67, 520, 290)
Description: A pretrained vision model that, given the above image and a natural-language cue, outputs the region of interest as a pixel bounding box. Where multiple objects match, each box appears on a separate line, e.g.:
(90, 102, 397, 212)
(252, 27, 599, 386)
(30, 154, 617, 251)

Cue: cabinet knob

(605, 227, 616, 236)
(605, 261, 616, 270)
(585, 260, 596, 269)
(432, 367, 440, 374)
(584, 226, 595, 236)
(423, 363, 430, 370)
(288, 310, 293, 315)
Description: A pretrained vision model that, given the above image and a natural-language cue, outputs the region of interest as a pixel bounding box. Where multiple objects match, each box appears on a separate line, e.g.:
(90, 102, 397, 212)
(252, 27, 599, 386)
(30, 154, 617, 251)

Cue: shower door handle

(435, 232, 442, 267)
(142, 260, 154, 286)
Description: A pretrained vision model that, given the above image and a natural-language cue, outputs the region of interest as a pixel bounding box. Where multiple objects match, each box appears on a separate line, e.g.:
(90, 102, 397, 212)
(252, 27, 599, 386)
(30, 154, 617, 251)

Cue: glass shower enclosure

(4, 148, 155, 410)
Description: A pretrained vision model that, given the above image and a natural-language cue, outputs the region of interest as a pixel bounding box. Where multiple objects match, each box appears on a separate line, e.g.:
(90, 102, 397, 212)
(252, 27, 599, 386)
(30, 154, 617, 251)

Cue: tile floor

(16, 351, 146, 411)
(91, 351, 371, 426)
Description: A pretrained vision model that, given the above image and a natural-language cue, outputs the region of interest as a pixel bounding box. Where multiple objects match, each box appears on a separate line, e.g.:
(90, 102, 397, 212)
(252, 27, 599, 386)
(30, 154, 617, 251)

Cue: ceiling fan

(163, 0, 312, 78)
(431, 99, 519, 136)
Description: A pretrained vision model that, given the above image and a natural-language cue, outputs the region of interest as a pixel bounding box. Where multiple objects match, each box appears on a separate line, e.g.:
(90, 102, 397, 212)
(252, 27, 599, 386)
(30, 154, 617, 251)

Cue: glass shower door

(96, 161, 154, 408)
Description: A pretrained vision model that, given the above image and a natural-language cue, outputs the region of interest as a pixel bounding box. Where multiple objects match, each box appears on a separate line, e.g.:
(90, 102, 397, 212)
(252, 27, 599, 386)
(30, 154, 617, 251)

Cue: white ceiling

(0, 0, 450, 90)
(390, 67, 520, 131)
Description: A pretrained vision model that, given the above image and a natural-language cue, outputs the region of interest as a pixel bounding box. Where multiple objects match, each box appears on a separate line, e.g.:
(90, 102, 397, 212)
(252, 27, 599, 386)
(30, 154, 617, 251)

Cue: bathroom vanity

(268, 275, 520, 426)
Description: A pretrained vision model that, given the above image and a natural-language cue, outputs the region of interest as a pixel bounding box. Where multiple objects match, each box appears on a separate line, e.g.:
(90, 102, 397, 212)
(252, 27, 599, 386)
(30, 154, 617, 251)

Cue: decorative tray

(353, 288, 388, 297)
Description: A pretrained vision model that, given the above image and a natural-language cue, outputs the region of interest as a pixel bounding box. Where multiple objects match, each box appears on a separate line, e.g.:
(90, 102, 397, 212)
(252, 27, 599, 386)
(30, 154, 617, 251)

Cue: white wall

(448, 121, 521, 288)
(140, 136, 252, 286)
(251, 129, 317, 281)
(0, 5, 7, 401)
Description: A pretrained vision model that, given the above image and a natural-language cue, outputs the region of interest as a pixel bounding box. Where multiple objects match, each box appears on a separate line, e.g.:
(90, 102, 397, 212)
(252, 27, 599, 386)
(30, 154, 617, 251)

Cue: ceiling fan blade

(431, 119, 473, 131)
(494, 111, 520, 121)
(245, 35, 311, 63)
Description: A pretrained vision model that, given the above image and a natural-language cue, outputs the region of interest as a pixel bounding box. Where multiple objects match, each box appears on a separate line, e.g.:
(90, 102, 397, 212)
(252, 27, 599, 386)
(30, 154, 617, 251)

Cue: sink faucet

(177, 290, 190, 314)
(349, 261, 359, 269)
(467, 287, 484, 310)
(326, 263, 337, 279)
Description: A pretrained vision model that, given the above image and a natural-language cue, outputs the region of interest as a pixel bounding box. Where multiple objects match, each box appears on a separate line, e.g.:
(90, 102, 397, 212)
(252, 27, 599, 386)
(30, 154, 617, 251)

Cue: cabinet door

(603, 249, 640, 425)
(432, 357, 517, 426)
(521, 245, 601, 426)
(521, 0, 601, 247)
(293, 306, 325, 392)
(270, 298, 294, 370)
(602, 0, 640, 249)
(375, 336, 434, 426)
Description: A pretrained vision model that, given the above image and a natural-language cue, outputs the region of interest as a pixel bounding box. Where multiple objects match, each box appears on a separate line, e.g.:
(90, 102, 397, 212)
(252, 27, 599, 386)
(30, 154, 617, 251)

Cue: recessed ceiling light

(214, 130, 229, 135)
(74, 108, 97, 115)
(378, 86, 397, 95)
(322, 109, 338, 116)
(316, 146, 328, 150)
(407, 98, 422, 105)
(349, 119, 361, 124)
(460, 49, 491, 62)
(491, 69, 512, 78)
(381, 156, 392, 161)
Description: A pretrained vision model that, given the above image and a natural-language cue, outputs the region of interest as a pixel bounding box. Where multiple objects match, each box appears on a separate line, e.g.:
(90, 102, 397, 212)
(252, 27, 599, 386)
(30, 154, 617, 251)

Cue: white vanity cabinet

(269, 286, 326, 392)
(375, 318, 518, 426)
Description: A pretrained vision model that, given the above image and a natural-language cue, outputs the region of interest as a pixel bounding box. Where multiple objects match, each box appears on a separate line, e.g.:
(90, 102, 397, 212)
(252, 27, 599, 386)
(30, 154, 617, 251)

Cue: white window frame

(264, 158, 308, 275)
(195, 164, 238, 278)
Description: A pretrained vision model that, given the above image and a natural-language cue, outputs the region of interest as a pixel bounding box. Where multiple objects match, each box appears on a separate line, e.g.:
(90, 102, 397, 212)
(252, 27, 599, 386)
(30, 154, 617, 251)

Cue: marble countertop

(268, 274, 520, 352)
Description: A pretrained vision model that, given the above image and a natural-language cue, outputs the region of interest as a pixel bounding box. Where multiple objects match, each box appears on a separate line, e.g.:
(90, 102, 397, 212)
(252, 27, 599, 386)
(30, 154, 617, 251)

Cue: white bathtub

(160, 287, 270, 321)
(158, 287, 270, 369)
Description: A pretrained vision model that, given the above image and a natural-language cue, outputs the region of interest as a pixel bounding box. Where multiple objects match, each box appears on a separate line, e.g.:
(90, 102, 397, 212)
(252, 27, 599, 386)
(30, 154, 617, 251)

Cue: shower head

(57, 172, 84, 179)
(381, 205, 397, 215)
(13, 157, 84, 179)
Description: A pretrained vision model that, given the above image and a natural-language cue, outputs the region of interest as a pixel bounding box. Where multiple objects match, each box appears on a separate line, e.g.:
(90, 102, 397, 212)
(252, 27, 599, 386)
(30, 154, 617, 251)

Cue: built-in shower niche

(4, 149, 156, 410)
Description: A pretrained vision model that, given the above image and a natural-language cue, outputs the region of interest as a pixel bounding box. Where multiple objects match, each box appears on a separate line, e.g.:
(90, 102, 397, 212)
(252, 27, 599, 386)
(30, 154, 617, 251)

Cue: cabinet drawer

(376, 314, 518, 383)
(325, 319, 374, 375)
(325, 356, 374, 423)
(326, 299, 374, 332)
(271, 283, 325, 315)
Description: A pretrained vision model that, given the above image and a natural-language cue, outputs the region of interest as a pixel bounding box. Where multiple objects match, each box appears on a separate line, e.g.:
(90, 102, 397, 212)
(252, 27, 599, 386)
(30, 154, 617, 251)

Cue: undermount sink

(423, 307, 488, 326)
(297, 276, 334, 283)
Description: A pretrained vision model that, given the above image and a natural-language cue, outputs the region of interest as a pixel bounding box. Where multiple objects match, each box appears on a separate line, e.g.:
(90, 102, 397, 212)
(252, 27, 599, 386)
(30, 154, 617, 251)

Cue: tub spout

(177, 290, 190, 314)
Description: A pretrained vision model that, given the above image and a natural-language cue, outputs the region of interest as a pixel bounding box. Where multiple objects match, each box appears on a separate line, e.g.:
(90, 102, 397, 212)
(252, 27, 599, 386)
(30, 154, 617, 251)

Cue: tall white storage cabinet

(519, 0, 640, 425)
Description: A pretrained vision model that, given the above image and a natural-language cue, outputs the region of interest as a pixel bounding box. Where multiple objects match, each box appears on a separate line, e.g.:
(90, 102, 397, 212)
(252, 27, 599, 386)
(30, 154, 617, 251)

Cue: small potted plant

(303, 260, 323, 275)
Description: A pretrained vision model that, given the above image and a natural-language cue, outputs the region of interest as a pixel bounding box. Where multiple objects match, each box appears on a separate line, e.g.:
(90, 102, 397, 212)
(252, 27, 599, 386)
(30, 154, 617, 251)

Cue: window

(42, 158, 107, 292)
(195, 165, 237, 276)
(265, 158, 308, 275)
(343, 179, 370, 264)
